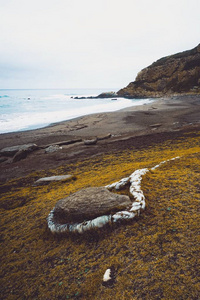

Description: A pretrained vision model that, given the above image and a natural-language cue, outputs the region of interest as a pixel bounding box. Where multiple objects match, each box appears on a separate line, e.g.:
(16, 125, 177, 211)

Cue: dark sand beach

(0, 95, 199, 181)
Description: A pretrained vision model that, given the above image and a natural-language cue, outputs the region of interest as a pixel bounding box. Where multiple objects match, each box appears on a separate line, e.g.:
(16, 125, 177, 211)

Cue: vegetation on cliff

(118, 44, 200, 98)
(0, 129, 199, 299)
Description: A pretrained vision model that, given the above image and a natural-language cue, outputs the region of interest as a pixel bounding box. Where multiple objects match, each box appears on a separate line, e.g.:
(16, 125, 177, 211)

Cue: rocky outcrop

(74, 92, 117, 99)
(117, 44, 200, 98)
(0, 143, 38, 163)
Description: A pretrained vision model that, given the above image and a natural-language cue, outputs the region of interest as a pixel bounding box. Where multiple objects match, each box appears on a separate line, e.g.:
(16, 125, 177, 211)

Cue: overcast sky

(0, 0, 199, 89)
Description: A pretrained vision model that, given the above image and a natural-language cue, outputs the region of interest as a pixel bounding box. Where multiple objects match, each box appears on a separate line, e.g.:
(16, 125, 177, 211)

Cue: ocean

(0, 89, 153, 134)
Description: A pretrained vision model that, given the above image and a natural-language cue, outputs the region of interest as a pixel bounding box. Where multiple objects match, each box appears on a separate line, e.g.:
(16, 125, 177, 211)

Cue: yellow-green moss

(0, 130, 200, 299)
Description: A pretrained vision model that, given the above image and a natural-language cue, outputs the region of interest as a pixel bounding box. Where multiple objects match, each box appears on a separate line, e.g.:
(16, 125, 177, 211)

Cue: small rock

(102, 266, 115, 286)
(97, 133, 112, 140)
(84, 138, 97, 145)
(97, 92, 117, 98)
(34, 175, 74, 185)
(45, 145, 62, 153)
(103, 269, 111, 281)
(53, 187, 131, 223)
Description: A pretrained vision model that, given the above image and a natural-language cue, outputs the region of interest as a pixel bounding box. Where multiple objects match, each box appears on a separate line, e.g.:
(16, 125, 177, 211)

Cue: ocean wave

(0, 95, 9, 98)
(0, 90, 154, 133)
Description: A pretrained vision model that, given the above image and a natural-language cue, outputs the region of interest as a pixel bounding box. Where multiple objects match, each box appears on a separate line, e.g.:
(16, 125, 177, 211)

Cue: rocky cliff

(117, 44, 200, 98)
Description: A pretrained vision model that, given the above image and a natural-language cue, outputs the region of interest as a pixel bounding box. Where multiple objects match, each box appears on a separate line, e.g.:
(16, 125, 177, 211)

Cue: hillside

(118, 44, 200, 98)
(1, 128, 200, 299)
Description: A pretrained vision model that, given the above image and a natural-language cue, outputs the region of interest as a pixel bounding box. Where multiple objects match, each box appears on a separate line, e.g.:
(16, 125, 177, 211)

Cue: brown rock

(53, 187, 131, 223)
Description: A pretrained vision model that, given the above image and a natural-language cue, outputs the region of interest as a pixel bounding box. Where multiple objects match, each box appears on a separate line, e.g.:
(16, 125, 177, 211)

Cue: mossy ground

(0, 130, 200, 299)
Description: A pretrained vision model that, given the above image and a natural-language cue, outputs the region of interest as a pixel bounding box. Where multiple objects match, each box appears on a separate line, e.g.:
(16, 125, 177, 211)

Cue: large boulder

(0, 143, 38, 157)
(53, 187, 131, 223)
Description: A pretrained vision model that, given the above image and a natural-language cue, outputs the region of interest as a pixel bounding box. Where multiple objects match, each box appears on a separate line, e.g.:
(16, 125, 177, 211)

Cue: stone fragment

(103, 269, 111, 281)
(84, 138, 97, 145)
(97, 133, 112, 140)
(102, 266, 115, 286)
(0, 143, 38, 157)
(53, 187, 131, 223)
(45, 145, 62, 153)
(35, 175, 74, 185)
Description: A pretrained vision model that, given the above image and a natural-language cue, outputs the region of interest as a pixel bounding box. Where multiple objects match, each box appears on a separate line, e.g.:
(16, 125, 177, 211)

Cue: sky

(0, 0, 200, 90)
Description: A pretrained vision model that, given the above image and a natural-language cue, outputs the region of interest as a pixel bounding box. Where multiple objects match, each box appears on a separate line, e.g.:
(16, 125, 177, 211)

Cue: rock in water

(53, 187, 131, 223)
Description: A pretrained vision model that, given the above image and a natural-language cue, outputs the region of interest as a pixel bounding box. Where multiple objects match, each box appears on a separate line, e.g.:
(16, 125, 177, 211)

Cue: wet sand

(0, 95, 199, 181)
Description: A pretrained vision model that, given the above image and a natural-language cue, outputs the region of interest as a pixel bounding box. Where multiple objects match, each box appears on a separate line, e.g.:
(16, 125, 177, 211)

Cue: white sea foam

(0, 89, 154, 134)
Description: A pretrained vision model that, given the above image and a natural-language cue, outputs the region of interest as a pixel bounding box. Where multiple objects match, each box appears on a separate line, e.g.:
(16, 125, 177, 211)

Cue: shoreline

(0, 94, 151, 135)
(0, 94, 199, 181)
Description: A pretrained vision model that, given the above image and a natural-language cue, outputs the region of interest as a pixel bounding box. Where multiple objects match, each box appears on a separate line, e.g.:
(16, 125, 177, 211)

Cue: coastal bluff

(117, 44, 200, 98)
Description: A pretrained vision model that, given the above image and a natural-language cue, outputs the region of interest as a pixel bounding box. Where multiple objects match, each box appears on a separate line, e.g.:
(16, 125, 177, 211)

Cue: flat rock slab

(150, 123, 162, 128)
(53, 187, 131, 223)
(35, 175, 74, 185)
(97, 133, 112, 140)
(84, 138, 97, 145)
(0, 143, 38, 157)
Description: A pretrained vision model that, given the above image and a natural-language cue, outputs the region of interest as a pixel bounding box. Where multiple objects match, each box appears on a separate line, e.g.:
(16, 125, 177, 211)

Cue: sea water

(0, 89, 153, 134)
